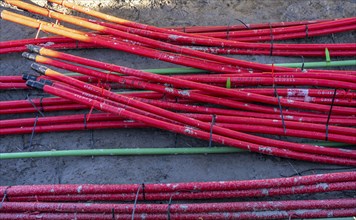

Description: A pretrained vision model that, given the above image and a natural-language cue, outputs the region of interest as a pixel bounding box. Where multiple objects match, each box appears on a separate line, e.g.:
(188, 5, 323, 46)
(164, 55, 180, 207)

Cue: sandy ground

(1, 0, 355, 201)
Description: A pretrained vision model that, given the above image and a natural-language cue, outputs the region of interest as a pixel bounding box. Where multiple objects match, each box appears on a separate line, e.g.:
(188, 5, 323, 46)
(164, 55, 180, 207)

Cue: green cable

(63, 67, 205, 76)
(0, 147, 244, 160)
(1, 140, 352, 159)
(273, 59, 356, 68)
(63, 59, 356, 76)
(306, 141, 354, 147)
(142, 67, 205, 74)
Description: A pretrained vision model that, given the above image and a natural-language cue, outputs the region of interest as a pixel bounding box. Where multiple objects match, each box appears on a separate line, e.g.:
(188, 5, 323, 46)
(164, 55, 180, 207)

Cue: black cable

(83, 113, 88, 130)
(167, 194, 174, 220)
(325, 88, 337, 141)
(208, 114, 216, 147)
(269, 23, 274, 56)
(142, 183, 146, 201)
(300, 55, 305, 71)
(235, 18, 250, 29)
(274, 86, 287, 134)
(28, 115, 39, 149)
(112, 208, 115, 220)
(26, 94, 45, 117)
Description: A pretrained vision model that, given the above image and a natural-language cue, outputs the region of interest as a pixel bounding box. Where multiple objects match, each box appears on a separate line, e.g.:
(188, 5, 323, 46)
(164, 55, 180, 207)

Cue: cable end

(38, 78, 53, 86)
(26, 80, 45, 90)
(27, 44, 42, 53)
(22, 52, 37, 61)
(31, 63, 48, 75)
(22, 73, 38, 81)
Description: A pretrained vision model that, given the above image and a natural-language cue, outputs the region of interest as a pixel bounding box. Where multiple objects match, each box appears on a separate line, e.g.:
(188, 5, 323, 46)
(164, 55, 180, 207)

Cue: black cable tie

(83, 113, 88, 130)
(226, 23, 230, 40)
(183, 26, 186, 33)
(141, 183, 146, 201)
(208, 114, 216, 147)
(76, 40, 79, 49)
(112, 208, 115, 220)
(235, 18, 250, 29)
(331, 33, 336, 43)
(269, 23, 274, 57)
(300, 56, 305, 71)
(26, 94, 45, 117)
(305, 24, 309, 39)
(325, 88, 337, 141)
(0, 186, 11, 209)
(167, 195, 174, 220)
(28, 115, 39, 149)
(273, 81, 286, 134)
(131, 185, 142, 220)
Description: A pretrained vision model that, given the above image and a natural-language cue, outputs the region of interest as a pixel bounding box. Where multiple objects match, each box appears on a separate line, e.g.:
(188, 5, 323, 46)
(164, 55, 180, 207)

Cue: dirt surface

(1, 0, 355, 201)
